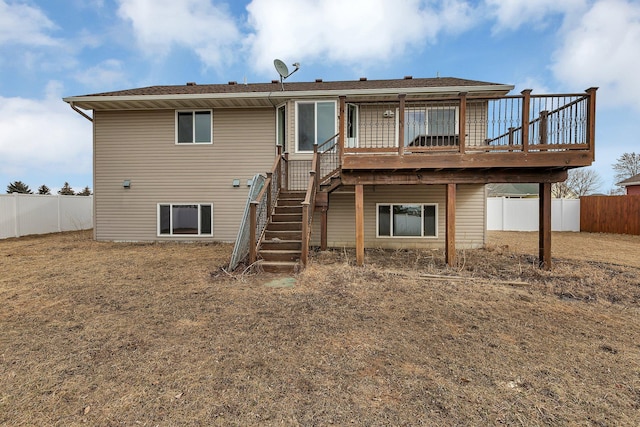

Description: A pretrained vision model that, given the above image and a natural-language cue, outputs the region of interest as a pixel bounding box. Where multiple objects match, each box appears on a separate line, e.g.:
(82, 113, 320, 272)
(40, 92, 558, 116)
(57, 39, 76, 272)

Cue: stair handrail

(316, 133, 340, 184)
(300, 151, 319, 267)
(249, 152, 283, 264)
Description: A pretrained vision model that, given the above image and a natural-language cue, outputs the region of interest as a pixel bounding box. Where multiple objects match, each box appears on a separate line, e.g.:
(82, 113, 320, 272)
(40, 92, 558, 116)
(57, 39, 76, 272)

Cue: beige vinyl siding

(94, 108, 275, 241)
(311, 184, 486, 249)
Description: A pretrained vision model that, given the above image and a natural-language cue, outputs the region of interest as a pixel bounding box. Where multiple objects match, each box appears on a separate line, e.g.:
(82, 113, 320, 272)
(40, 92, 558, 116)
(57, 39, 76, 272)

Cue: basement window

(377, 203, 437, 238)
(176, 110, 212, 144)
(158, 203, 213, 236)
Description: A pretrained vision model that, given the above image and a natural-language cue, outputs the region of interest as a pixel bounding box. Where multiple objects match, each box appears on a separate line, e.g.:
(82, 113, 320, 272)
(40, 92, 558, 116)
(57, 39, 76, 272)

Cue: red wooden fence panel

(580, 195, 640, 235)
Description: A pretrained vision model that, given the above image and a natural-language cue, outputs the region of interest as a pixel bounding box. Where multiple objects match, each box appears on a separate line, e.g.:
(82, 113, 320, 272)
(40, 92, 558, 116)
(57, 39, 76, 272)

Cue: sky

(1, 0, 639, 194)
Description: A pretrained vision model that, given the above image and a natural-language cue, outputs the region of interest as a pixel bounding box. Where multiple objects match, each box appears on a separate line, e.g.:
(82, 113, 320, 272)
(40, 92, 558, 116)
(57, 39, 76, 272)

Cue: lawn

(1, 230, 639, 426)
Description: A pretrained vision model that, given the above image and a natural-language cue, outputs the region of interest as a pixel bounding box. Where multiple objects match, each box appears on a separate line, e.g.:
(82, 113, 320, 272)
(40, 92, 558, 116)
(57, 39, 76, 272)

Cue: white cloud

(74, 59, 129, 91)
(0, 0, 58, 46)
(513, 77, 552, 95)
(486, 0, 587, 32)
(551, 0, 640, 110)
(0, 82, 92, 179)
(116, 0, 241, 69)
(245, 0, 477, 73)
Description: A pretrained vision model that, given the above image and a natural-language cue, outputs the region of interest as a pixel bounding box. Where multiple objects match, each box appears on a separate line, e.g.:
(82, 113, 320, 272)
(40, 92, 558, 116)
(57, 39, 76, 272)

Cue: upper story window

(176, 110, 212, 144)
(295, 101, 336, 152)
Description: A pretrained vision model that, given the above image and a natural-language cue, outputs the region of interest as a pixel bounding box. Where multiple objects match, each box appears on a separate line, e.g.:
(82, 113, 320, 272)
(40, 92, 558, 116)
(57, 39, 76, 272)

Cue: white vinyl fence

(487, 197, 580, 232)
(0, 194, 93, 239)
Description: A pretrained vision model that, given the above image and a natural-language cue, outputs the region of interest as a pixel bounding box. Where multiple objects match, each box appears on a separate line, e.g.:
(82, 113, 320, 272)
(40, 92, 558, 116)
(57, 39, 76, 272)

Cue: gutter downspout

(69, 102, 93, 122)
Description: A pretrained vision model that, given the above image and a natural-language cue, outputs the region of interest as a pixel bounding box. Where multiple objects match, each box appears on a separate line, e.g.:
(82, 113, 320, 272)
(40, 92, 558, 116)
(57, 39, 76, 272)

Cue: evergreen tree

(76, 186, 92, 196)
(38, 185, 51, 195)
(58, 182, 75, 195)
(6, 181, 33, 194)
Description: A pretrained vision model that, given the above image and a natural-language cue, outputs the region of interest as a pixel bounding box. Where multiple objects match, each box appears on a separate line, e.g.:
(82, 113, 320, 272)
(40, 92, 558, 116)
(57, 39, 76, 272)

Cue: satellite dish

(273, 59, 300, 90)
(274, 59, 289, 78)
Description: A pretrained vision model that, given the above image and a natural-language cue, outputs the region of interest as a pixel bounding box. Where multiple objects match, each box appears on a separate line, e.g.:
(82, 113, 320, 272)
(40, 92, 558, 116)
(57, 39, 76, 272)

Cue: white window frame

(175, 110, 213, 144)
(276, 103, 286, 151)
(157, 203, 213, 237)
(294, 100, 337, 153)
(376, 203, 438, 238)
(397, 106, 459, 146)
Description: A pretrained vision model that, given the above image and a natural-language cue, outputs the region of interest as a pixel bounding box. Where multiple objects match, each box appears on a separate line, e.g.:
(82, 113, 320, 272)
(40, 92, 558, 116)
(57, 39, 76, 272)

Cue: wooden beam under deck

(445, 183, 456, 267)
(342, 151, 593, 171)
(340, 168, 568, 186)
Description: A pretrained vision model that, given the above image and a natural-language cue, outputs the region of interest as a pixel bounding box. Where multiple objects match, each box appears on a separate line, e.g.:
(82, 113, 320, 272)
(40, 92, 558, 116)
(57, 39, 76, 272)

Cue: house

(487, 183, 539, 198)
(63, 77, 596, 271)
(618, 173, 640, 195)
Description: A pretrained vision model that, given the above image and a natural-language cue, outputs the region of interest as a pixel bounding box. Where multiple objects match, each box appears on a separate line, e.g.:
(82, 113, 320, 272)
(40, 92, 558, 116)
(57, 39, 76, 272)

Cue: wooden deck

(326, 88, 596, 180)
(252, 88, 597, 272)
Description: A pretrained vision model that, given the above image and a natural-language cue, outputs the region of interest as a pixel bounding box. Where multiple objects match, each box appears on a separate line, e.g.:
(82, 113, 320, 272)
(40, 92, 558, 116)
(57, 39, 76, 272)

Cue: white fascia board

(63, 84, 515, 106)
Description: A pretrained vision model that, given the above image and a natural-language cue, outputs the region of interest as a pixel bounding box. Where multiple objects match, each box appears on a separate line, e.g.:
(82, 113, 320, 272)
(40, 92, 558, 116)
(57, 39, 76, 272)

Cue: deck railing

(339, 88, 596, 156)
(249, 149, 283, 264)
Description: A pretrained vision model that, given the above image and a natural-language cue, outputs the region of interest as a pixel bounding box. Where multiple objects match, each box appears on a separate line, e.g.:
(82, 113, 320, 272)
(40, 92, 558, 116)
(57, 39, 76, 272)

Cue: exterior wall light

(123, 179, 131, 188)
(232, 179, 240, 187)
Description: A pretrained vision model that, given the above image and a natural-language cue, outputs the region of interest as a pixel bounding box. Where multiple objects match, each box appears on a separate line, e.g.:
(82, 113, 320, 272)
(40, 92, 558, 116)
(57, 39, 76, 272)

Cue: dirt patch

(1, 230, 639, 425)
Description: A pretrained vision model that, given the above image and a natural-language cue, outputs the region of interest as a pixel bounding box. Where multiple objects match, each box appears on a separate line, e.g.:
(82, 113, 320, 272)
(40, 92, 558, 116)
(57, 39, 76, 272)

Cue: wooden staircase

(258, 191, 306, 273)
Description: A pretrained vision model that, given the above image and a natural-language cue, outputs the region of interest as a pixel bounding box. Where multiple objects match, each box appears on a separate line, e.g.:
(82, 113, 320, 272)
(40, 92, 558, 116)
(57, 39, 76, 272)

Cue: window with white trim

(295, 101, 336, 152)
(176, 110, 212, 144)
(158, 204, 213, 236)
(377, 203, 437, 238)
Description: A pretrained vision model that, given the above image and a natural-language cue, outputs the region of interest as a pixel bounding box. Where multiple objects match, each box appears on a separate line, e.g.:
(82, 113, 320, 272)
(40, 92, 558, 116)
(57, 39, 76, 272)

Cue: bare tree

(613, 152, 640, 184)
(552, 168, 602, 198)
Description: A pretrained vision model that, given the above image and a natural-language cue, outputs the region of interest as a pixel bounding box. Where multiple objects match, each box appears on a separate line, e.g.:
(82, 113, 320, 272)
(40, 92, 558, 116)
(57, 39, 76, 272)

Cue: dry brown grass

(1, 230, 639, 426)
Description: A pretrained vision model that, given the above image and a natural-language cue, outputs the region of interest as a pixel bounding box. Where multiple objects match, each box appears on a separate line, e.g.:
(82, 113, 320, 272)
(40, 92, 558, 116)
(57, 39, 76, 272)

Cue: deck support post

(458, 92, 467, 154)
(586, 87, 598, 162)
(521, 89, 532, 152)
(445, 183, 456, 267)
(398, 94, 406, 156)
(339, 96, 346, 160)
(538, 182, 552, 270)
(320, 206, 328, 251)
(355, 184, 365, 266)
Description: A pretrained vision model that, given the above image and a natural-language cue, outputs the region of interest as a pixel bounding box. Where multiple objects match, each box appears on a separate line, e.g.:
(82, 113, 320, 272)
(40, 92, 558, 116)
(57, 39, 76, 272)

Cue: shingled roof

(64, 76, 514, 111)
(81, 76, 507, 97)
(618, 173, 640, 187)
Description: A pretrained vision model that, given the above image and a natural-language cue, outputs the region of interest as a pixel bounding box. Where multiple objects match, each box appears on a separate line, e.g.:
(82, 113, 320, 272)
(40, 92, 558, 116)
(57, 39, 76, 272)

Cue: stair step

(260, 260, 299, 273)
(274, 205, 303, 214)
(260, 250, 301, 262)
(265, 230, 302, 240)
(279, 191, 306, 198)
(272, 213, 303, 222)
(266, 221, 302, 231)
(260, 240, 302, 250)
(277, 199, 304, 207)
